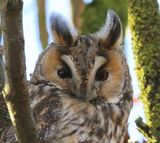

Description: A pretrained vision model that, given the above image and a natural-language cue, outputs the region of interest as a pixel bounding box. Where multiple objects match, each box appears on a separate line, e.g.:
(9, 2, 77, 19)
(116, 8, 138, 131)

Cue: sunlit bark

(1, 0, 39, 142)
(128, 0, 160, 142)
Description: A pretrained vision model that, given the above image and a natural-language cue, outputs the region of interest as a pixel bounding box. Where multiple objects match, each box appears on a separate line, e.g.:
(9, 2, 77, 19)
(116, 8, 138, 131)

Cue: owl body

(1, 10, 133, 143)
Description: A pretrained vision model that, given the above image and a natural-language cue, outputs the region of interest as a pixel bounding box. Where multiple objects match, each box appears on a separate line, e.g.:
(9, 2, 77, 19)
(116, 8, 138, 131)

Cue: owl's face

(31, 10, 126, 103)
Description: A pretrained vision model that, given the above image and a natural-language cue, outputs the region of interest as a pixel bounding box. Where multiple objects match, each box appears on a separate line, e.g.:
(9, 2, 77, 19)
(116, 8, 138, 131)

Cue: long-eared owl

(1, 10, 133, 143)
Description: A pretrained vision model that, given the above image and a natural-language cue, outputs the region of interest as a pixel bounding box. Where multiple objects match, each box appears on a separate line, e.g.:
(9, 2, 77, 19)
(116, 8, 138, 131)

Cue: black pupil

(57, 66, 72, 79)
(95, 69, 109, 81)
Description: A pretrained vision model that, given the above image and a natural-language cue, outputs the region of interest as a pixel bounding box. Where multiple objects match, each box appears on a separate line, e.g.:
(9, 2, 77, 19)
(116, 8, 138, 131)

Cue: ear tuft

(96, 10, 122, 49)
(50, 13, 73, 46)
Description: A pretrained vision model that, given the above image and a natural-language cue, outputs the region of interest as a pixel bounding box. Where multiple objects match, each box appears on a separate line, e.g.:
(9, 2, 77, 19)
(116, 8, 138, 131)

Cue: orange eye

(95, 69, 109, 81)
(57, 66, 72, 79)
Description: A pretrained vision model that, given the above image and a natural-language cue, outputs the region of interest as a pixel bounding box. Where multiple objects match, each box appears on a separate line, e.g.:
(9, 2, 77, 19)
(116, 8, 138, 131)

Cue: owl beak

(71, 77, 89, 101)
(71, 90, 86, 101)
(71, 81, 88, 101)
(79, 83, 87, 101)
(76, 79, 89, 101)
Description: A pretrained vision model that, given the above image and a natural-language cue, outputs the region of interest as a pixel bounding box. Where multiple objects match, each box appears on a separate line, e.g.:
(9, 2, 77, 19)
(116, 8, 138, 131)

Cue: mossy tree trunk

(1, 0, 39, 142)
(128, 0, 160, 142)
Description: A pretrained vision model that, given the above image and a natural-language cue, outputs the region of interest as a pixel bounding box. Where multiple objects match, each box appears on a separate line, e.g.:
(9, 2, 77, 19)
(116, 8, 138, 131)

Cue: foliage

(128, 0, 160, 142)
(81, 0, 127, 35)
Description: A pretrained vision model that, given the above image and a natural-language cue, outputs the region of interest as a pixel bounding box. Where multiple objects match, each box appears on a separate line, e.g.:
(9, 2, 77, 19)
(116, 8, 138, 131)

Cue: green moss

(128, 0, 160, 142)
(81, 0, 127, 35)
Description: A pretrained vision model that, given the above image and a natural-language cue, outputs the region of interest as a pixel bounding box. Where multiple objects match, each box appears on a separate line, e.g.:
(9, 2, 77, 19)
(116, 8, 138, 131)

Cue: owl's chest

(34, 101, 128, 143)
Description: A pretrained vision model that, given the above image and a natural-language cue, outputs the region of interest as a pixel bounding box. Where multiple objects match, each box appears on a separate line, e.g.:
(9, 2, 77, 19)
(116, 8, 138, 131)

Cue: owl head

(30, 10, 130, 103)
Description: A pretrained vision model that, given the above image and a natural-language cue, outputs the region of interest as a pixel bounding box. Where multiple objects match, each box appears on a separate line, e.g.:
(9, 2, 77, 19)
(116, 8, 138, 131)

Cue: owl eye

(57, 66, 72, 79)
(95, 69, 109, 81)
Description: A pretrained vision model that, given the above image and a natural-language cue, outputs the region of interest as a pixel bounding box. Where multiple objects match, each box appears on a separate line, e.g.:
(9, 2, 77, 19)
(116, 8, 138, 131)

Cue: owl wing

(29, 81, 132, 143)
(29, 82, 107, 143)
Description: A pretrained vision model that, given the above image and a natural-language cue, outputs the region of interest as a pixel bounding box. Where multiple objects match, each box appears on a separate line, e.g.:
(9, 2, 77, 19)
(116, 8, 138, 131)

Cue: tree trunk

(0, 0, 10, 135)
(0, 46, 9, 135)
(128, 0, 160, 142)
(37, 0, 48, 49)
(0, 47, 4, 104)
(1, 0, 39, 143)
(71, 0, 85, 32)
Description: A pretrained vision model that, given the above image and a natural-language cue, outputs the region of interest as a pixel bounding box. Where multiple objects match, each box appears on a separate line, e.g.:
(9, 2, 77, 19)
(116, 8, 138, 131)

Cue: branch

(0, 45, 4, 98)
(135, 117, 152, 138)
(37, 0, 48, 49)
(1, 1, 39, 143)
(71, 0, 85, 31)
(0, 45, 9, 135)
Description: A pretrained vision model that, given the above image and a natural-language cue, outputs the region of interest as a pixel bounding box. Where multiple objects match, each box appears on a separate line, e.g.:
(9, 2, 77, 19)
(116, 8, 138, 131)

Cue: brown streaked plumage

(1, 10, 133, 143)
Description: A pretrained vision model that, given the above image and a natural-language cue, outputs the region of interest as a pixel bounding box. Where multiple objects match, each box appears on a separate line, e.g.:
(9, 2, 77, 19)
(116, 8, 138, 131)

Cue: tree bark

(0, 46, 9, 135)
(128, 0, 160, 142)
(71, 0, 85, 32)
(2, 0, 39, 143)
(0, 0, 10, 136)
(0, 47, 4, 103)
(37, 0, 48, 49)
